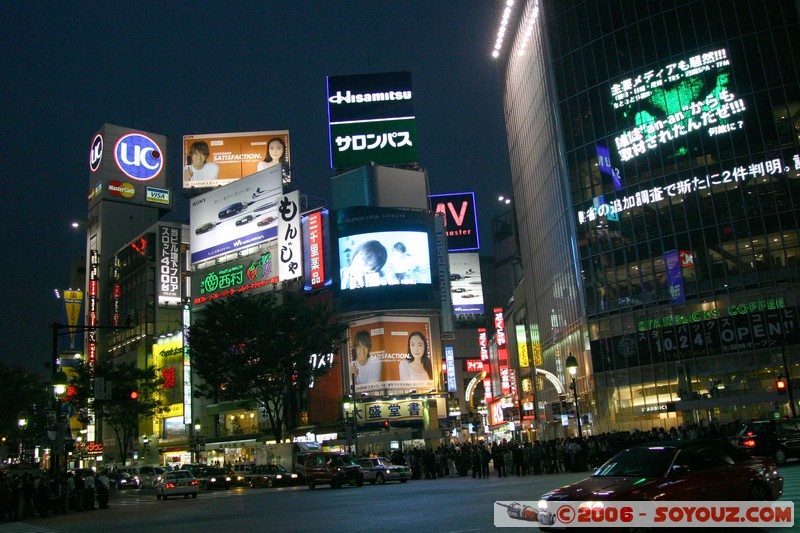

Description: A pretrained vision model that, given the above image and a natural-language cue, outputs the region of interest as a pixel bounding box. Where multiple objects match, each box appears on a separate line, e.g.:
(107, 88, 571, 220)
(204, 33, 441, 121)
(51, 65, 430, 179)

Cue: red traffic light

(776, 377, 787, 395)
(383, 420, 390, 430)
(130, 391, 139, 400)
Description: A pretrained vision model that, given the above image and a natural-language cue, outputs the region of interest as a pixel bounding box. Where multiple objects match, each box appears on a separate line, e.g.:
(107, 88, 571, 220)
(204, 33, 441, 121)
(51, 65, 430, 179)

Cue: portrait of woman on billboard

(257, 137, 288, 171)
(398, 331, 432, 381)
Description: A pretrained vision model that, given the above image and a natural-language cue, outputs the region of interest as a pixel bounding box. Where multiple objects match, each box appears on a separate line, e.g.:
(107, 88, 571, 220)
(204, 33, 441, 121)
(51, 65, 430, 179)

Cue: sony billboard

(88, 123, 170, 209)
(189, 165, 282, 265)
(327, 71, 418, 169)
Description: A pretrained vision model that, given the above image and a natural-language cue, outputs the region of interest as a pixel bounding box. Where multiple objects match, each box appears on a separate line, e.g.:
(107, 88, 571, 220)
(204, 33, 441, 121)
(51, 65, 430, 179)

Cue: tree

(189, 291, 346, 442)
(70, 360, 166, 464)
(0, 363, 50, 459)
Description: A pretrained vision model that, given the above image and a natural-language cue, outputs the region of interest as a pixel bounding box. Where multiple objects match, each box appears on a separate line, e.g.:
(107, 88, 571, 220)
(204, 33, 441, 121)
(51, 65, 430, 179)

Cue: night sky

(1, 2, 513, 374)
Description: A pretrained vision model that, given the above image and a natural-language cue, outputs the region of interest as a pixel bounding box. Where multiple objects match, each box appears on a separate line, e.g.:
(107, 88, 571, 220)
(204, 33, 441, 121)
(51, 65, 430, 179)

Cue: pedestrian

(96, 471, 110, 509)
(82, 472, 95, 511)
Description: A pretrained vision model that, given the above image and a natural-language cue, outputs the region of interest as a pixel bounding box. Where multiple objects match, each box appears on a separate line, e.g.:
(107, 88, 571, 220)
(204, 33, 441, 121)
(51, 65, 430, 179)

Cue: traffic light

(777, 376, 788, 395)
(383, 420, 390, 431)
(129, 390, 139, 400)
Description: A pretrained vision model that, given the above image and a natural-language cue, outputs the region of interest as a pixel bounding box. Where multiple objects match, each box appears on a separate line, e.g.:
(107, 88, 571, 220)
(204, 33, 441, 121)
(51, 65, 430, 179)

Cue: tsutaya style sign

(327, 71, 418, 169)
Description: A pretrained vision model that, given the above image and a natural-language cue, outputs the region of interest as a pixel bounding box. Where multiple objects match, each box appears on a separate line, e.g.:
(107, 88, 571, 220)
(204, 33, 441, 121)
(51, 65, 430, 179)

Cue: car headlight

(386, 470, 391, 474)
(210, 477, 217, 482)
(226, 477, 231, 482)
(538, 500, 548, 511)
(290, 474, 297, 479)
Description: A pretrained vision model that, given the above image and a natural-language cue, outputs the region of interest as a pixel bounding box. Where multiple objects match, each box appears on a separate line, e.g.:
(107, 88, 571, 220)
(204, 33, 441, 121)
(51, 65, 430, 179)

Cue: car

(736, 418, 800, 465)
(107, 470, 141, 490)
(304, 452, 364, 489)
(155, 470, 200, 500)
(535, 439, 783, 525)
(248, 464, 299, 488)
(231, 462, 256, 486)
(191, 466, 232, 490)
(137, 466, 167, 489)
(355, 457, 410, 485)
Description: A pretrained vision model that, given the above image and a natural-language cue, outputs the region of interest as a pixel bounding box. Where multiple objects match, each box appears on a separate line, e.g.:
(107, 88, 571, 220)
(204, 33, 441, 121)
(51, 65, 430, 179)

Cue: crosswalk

(777, 462, 800, 503)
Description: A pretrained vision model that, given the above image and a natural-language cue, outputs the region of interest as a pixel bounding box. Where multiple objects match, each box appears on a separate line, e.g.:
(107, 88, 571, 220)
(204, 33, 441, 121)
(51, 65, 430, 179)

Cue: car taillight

(746, 431, 754, 437)
(191, 480, 199, 485)
(742, 439, 756, 447)
(165, 483, 176, 488)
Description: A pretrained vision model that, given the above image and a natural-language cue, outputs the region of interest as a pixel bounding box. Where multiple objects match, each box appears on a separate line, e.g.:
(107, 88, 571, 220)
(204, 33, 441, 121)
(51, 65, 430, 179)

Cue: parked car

(304, 452, 364, 489)
(736, 417, 800, 465)
(155, 470, 200, 500)
(535, 439, 783, 526)
(190, 466, 232, 490)
(108, 470, 141, 490)
(356, 457, 410, 485)
(231, 462, 256, 486)
(248, 464, 299, 488)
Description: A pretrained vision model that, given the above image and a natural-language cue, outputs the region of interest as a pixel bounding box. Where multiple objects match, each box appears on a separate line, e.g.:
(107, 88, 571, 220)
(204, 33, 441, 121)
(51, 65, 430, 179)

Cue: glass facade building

(497, 0, 800, 434)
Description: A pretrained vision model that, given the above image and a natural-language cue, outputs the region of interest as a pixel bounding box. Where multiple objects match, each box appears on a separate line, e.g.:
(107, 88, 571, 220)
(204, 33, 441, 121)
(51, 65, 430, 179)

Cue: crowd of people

(384, 421, 745, 480)
(0, 469, 110, 523)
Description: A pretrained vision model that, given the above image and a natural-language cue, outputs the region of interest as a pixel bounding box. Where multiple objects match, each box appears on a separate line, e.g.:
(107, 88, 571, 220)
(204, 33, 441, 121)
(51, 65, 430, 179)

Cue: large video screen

(338, 230, 431, 290)
(334, 206, 438, 312)
(183, 130, 291, 190)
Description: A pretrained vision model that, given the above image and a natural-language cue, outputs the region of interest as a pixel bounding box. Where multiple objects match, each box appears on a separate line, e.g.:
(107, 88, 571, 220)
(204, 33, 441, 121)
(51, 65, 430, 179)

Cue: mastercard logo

(108, 180, 135, 199)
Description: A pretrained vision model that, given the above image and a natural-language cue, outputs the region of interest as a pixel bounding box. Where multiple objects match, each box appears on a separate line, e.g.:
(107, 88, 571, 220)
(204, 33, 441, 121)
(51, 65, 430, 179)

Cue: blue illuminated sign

(114, 133, 163, 181)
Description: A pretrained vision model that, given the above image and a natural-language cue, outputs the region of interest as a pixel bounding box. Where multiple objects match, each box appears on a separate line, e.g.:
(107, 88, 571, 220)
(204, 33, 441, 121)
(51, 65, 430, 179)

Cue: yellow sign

(517, 343, 530, 368)
(532, 342, 543, 366)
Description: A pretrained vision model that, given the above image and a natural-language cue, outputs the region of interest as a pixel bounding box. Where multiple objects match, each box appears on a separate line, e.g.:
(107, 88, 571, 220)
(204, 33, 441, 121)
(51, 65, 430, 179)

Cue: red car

(536, 439, 782, 526)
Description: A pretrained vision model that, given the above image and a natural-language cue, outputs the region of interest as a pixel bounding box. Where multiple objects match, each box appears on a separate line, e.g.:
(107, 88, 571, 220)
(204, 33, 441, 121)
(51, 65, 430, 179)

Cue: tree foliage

(70, 360, 166, 464)
(189, 291, 345, 442)
(0, 363, 50, 450)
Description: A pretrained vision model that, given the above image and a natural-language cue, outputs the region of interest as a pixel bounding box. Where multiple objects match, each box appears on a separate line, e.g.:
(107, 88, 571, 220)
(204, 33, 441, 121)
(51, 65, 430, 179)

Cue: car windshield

(738, 422, 771, 437)
(271, 465, 287, 473)
(593, 447, 675, 478)
(206, 468, 227, 475)
(331, 455, 356, 466)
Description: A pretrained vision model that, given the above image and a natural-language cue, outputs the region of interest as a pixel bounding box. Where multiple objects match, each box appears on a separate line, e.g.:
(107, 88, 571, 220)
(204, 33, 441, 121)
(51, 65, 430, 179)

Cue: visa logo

(146, 187, 170, 204)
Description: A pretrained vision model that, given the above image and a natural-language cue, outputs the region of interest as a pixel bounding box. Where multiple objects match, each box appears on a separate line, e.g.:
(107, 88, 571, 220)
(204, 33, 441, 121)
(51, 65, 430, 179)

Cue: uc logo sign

(89, 134, 103, 172)
(114, 133, 163, 181)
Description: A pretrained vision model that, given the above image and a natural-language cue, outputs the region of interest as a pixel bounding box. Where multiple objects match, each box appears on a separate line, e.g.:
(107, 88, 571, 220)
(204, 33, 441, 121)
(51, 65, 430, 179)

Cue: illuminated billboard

(189, 165, 282, 264)
(88, 124, 169, 209)
(348, 316, 435, 394)
(153, 335, 185, 408)
(448, 252, 484, 315)
(327, 71, 417, 169)
(190, 243, 279, 307)
(430, 192, 480, 251)
(334, 206, 438, 312)
(302, 209, 331, 291)
(183, 130, 291, 190)
(157, 224, 183, 306)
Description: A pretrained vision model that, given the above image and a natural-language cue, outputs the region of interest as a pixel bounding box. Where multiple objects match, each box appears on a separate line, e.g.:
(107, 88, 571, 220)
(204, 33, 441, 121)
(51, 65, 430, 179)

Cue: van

(231, 462, 256, 485)
(303, 452, 363, 489)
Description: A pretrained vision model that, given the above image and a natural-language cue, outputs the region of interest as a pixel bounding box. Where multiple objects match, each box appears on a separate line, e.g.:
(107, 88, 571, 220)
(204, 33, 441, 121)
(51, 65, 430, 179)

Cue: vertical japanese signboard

(495, 307, 511, 395)
(306, 210, 325, 289)
(478, 328, 492, 403)
(278, 190, 301, 281)
(87, 250, 99, 367)
(445, 346, 457, 393)
(158, 225, 182, 306)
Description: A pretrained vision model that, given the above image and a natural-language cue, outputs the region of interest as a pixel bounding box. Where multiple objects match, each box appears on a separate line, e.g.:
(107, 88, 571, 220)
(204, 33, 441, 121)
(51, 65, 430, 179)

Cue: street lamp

(191, 419, 202, 463)
(565, 354, 583, 440)
(17, 411, 28, 429)
(18, 410, 29, 464)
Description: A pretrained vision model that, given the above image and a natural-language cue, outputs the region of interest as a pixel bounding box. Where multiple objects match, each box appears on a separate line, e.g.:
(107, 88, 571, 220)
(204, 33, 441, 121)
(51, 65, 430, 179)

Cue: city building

(493, 0, 800, 437)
